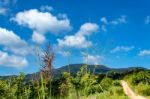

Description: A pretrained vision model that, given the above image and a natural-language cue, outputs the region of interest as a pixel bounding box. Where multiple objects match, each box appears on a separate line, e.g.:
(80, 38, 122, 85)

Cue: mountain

(53, 64, 111, 75)
(0, 64, 147, 80)
(24, 64, 110, 80)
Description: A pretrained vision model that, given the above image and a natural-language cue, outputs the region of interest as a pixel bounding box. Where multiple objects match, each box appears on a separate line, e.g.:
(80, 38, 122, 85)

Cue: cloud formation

(12, 9, 72, 44)
(32, 31, 46, 44)
(110, 15, 127, 25)
(100, 15, 127, 32)
(0, 27, 32, 56)
(0, 27, 34, 68)
(57, 23, 99, 48)
(111, 46, 134, 53)
(0, 27, 27, 47)
(82, 52, 102, 65)
(138, 50, 150, 56)
(0, 50, 28, 68)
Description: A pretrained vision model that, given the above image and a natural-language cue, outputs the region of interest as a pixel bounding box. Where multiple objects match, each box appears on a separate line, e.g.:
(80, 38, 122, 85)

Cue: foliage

(124, 70, 150, 97)
(0, 68, 149, 99)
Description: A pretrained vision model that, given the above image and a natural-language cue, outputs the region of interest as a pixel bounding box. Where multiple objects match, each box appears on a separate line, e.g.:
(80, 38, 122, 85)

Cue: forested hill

(0, 64, 147, 80)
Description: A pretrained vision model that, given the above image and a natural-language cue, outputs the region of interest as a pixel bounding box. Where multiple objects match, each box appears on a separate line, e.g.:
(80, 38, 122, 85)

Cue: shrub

(131, 71, 150, 85)
(100, 77, 113, 90)
(113, 80, 121, 86)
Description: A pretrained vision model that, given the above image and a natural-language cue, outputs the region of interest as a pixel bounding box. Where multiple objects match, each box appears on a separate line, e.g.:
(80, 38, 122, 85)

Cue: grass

(86, 85, 128, 99)
(127, 83, 150, 99)
(124, 71, 150, 99)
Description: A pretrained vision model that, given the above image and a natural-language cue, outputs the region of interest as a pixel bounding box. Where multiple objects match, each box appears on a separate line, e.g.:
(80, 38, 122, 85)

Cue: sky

(0, 0, 150, 75)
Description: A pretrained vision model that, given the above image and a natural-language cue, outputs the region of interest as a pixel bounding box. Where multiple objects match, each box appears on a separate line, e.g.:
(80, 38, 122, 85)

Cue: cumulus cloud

(32, 31, 46, 44)
(78, 23, 99, 36)
(0, 27, 34, 68)
(4, 46, 34, 56)
(138, 50, 150, 56)
(57, 35, 92, 48)
(111, 46, 134, 53)
(57, 23, 99, 48)
(0, 27, 27, 47)
(12, 9, 72, 44)
(82, 52, 102, 65)
(0, 50, 28, 68)
(0, 27, 33, 56)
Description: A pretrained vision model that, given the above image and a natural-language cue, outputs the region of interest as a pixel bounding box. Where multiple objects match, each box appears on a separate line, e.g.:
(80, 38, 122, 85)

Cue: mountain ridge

(0, 63, 147, 80)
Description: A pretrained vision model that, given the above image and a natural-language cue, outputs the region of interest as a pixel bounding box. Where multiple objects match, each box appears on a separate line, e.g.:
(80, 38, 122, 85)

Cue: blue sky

(0, 0, 150, 75)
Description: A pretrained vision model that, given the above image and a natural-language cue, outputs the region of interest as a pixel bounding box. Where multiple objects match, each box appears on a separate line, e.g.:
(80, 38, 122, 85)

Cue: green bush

(124, 71, 150, 97)
(0, 80, 7, 97)
(131, 71, 150, 85)
(100, 77, 113, 90)
(113, 80, 121, 86)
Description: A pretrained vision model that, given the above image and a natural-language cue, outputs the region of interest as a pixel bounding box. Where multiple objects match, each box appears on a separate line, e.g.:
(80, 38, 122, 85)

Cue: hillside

(0, 64, 147, 80)
(54, 64, 110, 75)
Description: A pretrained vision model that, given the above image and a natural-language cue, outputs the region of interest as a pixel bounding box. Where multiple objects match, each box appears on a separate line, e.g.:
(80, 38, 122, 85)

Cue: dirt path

(121, 80, 147, 99)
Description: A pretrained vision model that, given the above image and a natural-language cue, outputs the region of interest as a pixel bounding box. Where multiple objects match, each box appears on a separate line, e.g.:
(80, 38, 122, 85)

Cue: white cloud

(4, 45, 34, 56)
(100, 15, 127, 32)
(58, 50, 71, 57)
(78, 23, 99, 36)
(145, 16, 150, 24)
(0, 50, 28, 68)
(57, 23, 99, 48)
(0, 27, 33, 68)
(110, 15, 127, 25)
(82, 52, 102, 65)
(40, 5, 53, 12)
(111, 46, 134, 53)
(12, 9, 72, 44)
(0, 27, 27, 47)
(0, 27, 33, 56)
(138, 50, 150, 56)
(58, 35, 92, 48)
(32, 31, 46, 44)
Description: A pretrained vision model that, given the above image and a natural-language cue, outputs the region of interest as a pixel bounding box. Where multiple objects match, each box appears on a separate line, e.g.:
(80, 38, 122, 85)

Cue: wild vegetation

(0, 45, 149, 99)
(124, 70, 150, 98)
